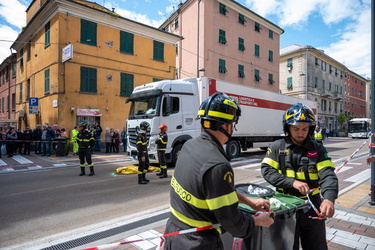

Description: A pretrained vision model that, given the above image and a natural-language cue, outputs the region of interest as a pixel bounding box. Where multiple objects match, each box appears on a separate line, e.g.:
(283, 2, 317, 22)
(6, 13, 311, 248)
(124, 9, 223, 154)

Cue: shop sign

(77, 109, 102, 116)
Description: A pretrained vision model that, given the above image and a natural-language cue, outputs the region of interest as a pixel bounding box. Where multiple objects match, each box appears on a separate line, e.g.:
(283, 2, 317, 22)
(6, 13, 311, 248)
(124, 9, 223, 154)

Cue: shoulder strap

(278, 140, 286, 175)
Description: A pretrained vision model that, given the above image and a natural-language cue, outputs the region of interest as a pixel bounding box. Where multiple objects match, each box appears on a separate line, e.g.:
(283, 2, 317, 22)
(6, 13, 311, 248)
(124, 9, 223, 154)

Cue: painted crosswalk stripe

(0, 159, 7, 166)
(12, 155, 33, 164)
(28, 166, 42, 170)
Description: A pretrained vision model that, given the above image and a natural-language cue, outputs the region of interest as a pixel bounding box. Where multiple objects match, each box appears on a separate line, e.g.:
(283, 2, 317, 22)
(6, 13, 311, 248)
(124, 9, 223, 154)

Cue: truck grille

(128, 127, 151, 147)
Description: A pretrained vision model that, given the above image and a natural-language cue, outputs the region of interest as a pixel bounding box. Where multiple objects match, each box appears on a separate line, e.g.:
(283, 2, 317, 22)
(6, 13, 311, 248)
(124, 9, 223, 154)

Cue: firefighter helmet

(283, 103, 316, 136)
(140, 121, 150, 131)
(79, 121, 88, 128)
(159, 124, 168, 132)
(197, 92, 241, 130)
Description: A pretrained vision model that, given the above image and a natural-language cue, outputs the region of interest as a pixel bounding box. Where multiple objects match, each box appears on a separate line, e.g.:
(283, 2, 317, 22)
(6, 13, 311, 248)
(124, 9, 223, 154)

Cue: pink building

(160, 0, 284, 92)
(0, 53, 17, 130)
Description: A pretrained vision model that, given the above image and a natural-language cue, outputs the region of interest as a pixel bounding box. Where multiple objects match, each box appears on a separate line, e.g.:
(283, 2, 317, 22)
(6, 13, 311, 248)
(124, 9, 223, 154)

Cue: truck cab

(126, 79, 201, 165)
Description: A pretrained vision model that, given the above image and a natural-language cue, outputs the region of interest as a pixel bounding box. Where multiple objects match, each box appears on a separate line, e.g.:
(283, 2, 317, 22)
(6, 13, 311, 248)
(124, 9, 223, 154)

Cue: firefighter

(314, 125, 324, 144)
(261, 103, 338, 250)
(155, 124, 168, 178)
(136, 121, 150, 184)
(164, 92, 273, 249)
(77, 122, 95, 176)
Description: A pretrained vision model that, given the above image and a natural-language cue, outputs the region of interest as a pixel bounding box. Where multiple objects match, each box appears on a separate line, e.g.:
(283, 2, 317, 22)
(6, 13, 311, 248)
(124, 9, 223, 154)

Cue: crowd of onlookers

(0, 123, 128, 158)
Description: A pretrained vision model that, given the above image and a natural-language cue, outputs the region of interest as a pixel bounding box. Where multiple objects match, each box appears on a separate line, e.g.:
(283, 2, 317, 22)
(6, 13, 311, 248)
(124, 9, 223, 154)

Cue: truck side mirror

(163, 96, 173, 116)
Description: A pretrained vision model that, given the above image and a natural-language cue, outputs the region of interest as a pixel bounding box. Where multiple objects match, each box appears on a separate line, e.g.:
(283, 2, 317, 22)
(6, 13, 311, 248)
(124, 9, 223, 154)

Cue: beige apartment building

(160, 0, 284, 92)
(280, 45, 347, 133)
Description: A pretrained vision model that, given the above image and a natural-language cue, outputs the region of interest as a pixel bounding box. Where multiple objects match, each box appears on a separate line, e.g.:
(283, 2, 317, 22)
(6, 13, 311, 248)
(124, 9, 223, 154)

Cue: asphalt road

(0, 137, 370, 249)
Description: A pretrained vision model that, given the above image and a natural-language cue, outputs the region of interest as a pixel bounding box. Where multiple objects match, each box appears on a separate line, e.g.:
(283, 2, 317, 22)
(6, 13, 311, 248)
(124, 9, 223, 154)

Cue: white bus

(347, 118, 371, 138)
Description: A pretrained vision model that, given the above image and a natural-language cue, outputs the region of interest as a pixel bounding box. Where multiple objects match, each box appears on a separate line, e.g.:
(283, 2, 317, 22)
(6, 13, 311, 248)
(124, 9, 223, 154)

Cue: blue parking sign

(29, 97, 38, 106)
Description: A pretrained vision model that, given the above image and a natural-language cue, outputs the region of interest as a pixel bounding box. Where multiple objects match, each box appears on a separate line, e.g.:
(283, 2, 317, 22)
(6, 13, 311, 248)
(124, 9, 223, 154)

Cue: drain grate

(41, 212, 170, 250)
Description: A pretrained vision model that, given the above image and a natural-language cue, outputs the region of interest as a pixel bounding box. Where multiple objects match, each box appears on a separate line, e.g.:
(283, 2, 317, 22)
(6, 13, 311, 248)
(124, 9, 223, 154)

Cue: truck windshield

(128, 95, 161, 119)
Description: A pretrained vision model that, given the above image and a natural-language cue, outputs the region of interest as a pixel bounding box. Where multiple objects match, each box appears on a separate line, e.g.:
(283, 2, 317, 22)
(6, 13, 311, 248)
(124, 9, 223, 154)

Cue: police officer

(77, 122, 95, 176)
(136, 121, 150, 184)
(261, 103, 338, 250)
(164, 92, 273, 249)
(155, 124, 168, 178)
(314, 125, 324, 144)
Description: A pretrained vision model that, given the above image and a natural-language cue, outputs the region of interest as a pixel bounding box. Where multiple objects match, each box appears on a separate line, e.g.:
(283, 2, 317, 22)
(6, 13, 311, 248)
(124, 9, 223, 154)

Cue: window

(1, 97, 3, 112)
(321, 100, 327, 111)
(12, 63, 16, 78)
(12, 94, 16, 110)
(335, 68, 338, 76)
(19, 82, 22, 102)
(219, 59, 227, 74)
(80, 66, 97, 93)
(120, 31, 134, 54)
(255, 22, 261, 32)
(19, 48, 23, 68)
(329, 65, 333, 74)
(153, 78, 163, 82)
(120, 73, 134, 96)
(287, 58, 293, 68)
(322, 80, 325, 90)
(287, 77, 293, 90)
(27, 42, 31, 61)
(153, 40, 164, 61)
(315, 57, 319, 66)
(268, 50, 273, 62)
(45, 68, 50, 94)
(335, 84, 338, 93)
(254, 69, 261, 82)
(80, 19, 97, 46)
(45, 21, 50, 47)
(238, 64, 245, 78)
(269, 30, 273, 39)
(254, 44, 260, 57)
(321, 61, 326, 71)
(329, 82, 332, 91)
(238, 37, 245, 51)
(162, 96, 180, 115)
(314, 77, 318, 88)
(174, 18, 179, 28)
(219, 3, 228, 15)
(26, 79, 30, 100)
(7, 96, 9, 111)
(238, 14, 246, 24)
(268, 73, 275, 85)
(219, 29, 227, 44)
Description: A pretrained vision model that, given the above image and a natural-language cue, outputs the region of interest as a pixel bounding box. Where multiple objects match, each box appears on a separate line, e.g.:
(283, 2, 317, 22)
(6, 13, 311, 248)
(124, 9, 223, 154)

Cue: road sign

(29, 97, 39, 114)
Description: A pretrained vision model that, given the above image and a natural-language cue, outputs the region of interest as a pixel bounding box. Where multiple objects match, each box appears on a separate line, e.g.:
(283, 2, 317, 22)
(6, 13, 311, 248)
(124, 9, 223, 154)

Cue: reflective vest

(314, 129, 323, 141)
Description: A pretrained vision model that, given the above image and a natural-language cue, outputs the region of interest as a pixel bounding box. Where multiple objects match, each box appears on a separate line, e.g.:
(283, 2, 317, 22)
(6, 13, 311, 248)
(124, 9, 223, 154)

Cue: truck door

(161, 95, 183, 151)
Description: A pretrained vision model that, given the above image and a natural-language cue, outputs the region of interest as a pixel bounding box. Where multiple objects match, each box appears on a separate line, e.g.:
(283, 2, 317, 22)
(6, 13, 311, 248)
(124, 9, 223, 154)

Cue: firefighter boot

(138, 174, 148, 184)
(159, 168, 168, 178)
(156, 170, 163, 176)
(79, 167, 85, 176)
(142, 173, 150, 183)
(89, 167, 95, 176)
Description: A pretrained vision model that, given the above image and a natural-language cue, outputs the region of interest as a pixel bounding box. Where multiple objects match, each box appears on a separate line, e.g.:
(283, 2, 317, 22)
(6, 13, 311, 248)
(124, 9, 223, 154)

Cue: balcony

(334, 92, 343, 100)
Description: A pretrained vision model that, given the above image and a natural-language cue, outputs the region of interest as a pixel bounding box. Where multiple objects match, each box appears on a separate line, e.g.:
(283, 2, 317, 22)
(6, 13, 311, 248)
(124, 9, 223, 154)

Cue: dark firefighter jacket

(155, 133, 168, 150)
(261, 137, 338, 203)
(169, 130, 255, 239)
(136, 132, 148, 157)
(77, 129, 95, 149)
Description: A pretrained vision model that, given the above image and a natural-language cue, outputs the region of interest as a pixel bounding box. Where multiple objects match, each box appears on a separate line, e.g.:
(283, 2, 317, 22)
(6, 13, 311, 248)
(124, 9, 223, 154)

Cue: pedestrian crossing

(0, 155, 68, 173)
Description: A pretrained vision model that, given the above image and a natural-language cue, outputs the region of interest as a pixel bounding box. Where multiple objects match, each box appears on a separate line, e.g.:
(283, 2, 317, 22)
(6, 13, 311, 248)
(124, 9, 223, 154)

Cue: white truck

(126, 77, 316, 165)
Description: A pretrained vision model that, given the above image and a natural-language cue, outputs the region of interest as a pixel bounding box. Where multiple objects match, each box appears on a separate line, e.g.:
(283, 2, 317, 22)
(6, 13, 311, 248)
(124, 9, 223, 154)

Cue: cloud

(0, 0, 27, 28)
(116, 8, 164, 27)
(0, 25, 19, 62)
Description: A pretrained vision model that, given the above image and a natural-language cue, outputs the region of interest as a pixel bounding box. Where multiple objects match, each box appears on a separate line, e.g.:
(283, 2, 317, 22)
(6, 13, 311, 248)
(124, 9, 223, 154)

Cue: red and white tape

(334, 133, 373, 173)
(79, 224, 221, 250)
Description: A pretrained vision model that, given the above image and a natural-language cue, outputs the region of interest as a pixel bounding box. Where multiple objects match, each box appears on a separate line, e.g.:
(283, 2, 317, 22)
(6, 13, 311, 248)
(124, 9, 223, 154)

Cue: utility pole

(370, 0, 375, 205)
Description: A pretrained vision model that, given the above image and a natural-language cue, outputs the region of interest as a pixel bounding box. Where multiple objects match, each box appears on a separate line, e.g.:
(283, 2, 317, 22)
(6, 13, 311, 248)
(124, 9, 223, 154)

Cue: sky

(0, 0, 371, 79)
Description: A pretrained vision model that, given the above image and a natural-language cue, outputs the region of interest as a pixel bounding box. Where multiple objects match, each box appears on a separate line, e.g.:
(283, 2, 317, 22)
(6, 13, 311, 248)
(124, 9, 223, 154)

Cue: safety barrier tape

(334, 133, 373, 173)
(79, 224, 221, 250)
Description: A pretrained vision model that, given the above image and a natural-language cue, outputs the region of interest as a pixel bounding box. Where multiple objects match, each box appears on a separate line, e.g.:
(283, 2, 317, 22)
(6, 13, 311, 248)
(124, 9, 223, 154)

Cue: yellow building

(12, 0, 181, 131)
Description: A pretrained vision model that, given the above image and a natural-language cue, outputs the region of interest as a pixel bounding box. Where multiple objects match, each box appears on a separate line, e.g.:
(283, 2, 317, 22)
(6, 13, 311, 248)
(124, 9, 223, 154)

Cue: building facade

(344, 69, 368, 118)
(0, 53, 18, 130)
(11, 0, 181, 132)
(160, 0, 284, 92)
(280, 45, 347, 134)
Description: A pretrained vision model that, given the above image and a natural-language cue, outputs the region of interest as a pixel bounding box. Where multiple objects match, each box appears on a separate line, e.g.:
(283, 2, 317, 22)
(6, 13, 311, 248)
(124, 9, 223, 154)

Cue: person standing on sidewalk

(22, 126, 33, 155)
(261, 103, 338, 250)
(77, 122, 95, 176)
(41, 124, 54, 156)
(155, 124, 168, 178)
(136, 121, 150, 184)
(121, 127, 127, 152)
(6, 127, 17, 157)
(94, 122, 103, 152)
(33, 124, 42, 154)
(164, 93, 273, 249)
(71, 126, 79, 155)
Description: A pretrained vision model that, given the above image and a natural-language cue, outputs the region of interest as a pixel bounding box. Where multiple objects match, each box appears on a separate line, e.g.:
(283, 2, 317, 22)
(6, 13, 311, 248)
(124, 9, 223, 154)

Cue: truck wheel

(172, 143, 183, 166)
(226, 140, 240, 159)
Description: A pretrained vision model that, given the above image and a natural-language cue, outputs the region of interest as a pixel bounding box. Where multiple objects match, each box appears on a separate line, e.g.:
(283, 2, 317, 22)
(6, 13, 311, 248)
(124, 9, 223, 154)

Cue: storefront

(0, 119, 18, 131)
(76, 109, 102, 127)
